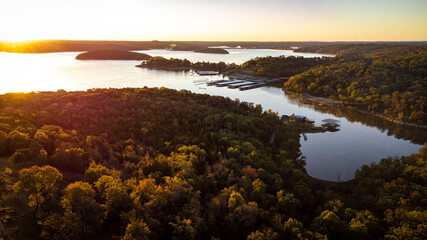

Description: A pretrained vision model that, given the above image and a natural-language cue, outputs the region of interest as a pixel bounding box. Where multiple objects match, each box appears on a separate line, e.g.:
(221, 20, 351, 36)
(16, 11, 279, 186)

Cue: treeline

(284, 48, 427, 124)
(137, 57, 192, 69)
(0, 40, 169, 53)
(289, 96, 427, 144)
(137, 56, 237, 71)
(171, 45, 229, 54)
(295, 44, 427, 57)
(241, 56, 331, 78)
(193, 48, 229, 54)
(0, 88, 425, 240)
(76, 50, 152, 60)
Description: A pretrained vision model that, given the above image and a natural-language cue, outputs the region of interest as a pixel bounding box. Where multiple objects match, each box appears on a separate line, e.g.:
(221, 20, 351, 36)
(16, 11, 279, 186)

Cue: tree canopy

(0, 88, 425, 239)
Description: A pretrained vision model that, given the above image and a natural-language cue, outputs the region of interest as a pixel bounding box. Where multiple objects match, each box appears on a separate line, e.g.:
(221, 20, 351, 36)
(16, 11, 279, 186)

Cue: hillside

(295, 44, 427, 57)
(0, 88, 425, 240)
(285, 45, 427, 125)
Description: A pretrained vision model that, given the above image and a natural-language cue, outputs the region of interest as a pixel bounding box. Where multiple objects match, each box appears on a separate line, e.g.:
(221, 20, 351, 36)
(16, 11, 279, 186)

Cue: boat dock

(199, 76, 291, 91)
(196, 70, 219, 75)
(228, 81, 260, 89)
(207, 79, 228, 86)
(239, 83, 266, 90)
(215, 80, 245, 87)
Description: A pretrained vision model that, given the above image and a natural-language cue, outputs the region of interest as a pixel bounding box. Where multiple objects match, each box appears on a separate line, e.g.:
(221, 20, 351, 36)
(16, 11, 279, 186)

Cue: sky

(1, 0, 426, 42)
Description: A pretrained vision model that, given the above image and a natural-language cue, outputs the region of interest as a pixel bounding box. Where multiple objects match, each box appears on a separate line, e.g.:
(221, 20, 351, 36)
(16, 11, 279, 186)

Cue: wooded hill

(285, 45, 427, 124)
(0, 88, 425, 240)
(234, 44, 426, 125)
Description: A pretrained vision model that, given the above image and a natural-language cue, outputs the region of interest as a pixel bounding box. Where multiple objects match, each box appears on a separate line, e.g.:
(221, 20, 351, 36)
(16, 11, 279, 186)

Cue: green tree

(13, 165, 63, 219)
(311, 210, 348, 240)
(169, 216, 196, 240)
(276, 190, 301, 217)
(84, 161, 120, 183)
(61, 181, 103, 235)
(51, 148, 87, 172)
(0, 131, 7, 155)
(123, 218, 151, 240)
(40, 211, 86, 240)
(228, 191, 245, 210)
(94, 175, 131, 219)
(6, 130, 30, 153)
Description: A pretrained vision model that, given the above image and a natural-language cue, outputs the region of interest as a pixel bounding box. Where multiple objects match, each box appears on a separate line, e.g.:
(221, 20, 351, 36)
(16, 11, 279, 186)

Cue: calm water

(0, 49, 424, 181)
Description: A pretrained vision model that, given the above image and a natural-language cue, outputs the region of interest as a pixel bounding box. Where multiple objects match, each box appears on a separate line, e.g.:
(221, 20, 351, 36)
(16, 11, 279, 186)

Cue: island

(75, 50, 152, 60)
(170, 45, 229, 54)
(136, 56, 236, 71)
(194, 48, 229, 54)
(135, 56, 192, 70)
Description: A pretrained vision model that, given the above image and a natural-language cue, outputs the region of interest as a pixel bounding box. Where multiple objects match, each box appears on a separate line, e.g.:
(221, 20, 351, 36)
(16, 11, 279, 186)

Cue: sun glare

(0, 35, 35, 43)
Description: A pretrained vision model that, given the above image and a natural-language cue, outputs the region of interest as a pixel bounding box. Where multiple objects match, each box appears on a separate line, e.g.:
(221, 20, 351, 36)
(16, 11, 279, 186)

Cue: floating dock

(205, 76, 291, 91)
(207, 80, 227, 86)
(228, 81, 259, 89)
(215, 80, 244, 87)
(196, 70, 219, 75)
(239, 83, 266, 91)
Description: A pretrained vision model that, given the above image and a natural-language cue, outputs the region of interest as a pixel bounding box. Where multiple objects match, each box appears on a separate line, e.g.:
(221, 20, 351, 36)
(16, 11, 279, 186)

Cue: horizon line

(2, 39, 427, 44)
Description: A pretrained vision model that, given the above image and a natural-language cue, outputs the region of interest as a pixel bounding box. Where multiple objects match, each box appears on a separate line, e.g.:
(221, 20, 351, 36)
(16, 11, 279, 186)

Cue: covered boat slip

(213, 79, 266, 90)
(238, 83, 266, 90)
(215, 80, 245, 87)
(203, 77, 289, 90)
(195, 70, 219, 75)
(228, 81, 262, 89)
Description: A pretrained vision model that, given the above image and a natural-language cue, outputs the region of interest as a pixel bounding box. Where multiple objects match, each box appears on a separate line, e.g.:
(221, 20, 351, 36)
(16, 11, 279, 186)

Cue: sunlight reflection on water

(0, 49, 422, 181)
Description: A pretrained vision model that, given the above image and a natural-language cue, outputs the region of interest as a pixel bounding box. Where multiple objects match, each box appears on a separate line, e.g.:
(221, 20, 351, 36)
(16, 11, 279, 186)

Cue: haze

(1, 0, 427, 42)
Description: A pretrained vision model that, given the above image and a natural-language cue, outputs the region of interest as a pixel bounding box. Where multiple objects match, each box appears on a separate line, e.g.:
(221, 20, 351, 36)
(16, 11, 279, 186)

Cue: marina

(227, 81, 260, 89)
(203, 77, 287, 91)
(239, 82, 266, 90)
(215, 80, 244, 87)
(195, 70, 219, 75)
(0, 49, 421, 182)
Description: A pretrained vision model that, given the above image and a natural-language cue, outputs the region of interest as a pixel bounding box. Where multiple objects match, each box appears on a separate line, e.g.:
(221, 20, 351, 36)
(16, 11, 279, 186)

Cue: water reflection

(0, 49, 423, 181)
(285, 93, 427, 145)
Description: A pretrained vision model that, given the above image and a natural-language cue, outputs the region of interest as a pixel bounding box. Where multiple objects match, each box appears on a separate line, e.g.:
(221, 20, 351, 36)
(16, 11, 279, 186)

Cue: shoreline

(135, 65, 191, 71)
(285, 91, 427, 129)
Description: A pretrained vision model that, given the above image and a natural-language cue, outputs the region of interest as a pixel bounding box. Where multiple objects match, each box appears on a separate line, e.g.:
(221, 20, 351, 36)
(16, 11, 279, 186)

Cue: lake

(0, 49, 424, 181)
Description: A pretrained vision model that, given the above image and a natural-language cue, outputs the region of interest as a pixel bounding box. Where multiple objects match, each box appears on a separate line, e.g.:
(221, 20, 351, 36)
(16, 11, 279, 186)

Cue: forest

(241, 56, 331, 78)
(75, 50, 152, 61)
(170, 46, 229, 54)
(136, 57, 237, 72)
(136, 57, 192, 69)
(294, 44, 427, 57)
(284, 46, 427, 124)
(232, 45, 426, 125)
(0, 88, 425, 240)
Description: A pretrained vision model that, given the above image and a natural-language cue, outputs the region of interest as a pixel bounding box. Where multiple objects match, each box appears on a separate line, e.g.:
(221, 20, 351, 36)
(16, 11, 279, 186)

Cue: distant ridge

(1, 40, 426, 53)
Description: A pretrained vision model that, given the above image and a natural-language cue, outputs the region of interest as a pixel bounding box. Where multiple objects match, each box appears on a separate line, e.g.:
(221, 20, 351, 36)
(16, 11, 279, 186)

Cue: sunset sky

(1, 0, 427, 42)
